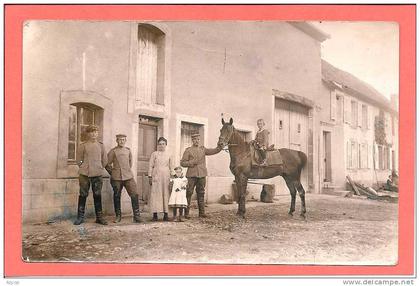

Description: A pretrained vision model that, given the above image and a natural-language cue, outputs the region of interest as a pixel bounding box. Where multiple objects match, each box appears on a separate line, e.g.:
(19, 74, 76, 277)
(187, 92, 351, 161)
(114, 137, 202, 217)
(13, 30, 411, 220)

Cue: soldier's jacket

(180, 146, 221, 178)
(106, 146, 134, 181)
(77, 141, 107, 177)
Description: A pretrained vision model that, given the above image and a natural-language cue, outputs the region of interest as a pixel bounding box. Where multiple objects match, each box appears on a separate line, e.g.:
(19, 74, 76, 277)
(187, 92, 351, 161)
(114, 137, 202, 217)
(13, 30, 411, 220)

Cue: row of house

(22, 21, 398, 222)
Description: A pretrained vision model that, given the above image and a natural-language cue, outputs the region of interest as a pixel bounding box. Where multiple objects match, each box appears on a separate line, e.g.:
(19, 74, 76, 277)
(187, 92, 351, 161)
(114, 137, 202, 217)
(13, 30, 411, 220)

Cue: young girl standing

(168, 166, 188, 222)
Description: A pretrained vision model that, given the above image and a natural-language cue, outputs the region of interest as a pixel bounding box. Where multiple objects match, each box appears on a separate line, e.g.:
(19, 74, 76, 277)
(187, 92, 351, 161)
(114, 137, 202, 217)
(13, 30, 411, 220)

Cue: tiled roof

(321, 60, 397, 113)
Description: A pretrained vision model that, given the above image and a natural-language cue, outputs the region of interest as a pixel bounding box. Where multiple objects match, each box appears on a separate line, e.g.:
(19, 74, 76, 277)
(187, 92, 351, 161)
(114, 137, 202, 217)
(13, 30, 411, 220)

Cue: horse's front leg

(235, 174, 247, 218)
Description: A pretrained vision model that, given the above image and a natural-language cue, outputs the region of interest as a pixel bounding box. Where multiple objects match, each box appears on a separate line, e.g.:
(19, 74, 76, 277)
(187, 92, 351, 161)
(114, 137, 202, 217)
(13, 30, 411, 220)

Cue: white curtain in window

(137, 28, 158, 104)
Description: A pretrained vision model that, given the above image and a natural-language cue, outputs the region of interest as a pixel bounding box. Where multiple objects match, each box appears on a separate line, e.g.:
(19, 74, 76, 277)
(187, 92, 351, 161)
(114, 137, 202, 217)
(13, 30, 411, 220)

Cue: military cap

(116, 134, 127, 139)
(174, 166, 183, 171)
(85, 125, 99, 133)
(191, 131, 200, 138)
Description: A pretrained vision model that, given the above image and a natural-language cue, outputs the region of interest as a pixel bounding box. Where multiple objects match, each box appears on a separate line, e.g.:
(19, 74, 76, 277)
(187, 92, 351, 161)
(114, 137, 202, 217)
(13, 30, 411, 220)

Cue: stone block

(44, 179, 67, 194)
(260, 184, 275, 203)
(219, 194, 233, 204)
(23, 179, 44, 195)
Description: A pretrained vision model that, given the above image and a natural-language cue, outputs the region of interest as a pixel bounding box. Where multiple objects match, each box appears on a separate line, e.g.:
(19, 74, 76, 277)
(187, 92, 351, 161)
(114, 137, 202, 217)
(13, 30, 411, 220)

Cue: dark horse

(217, 118, 308, 218)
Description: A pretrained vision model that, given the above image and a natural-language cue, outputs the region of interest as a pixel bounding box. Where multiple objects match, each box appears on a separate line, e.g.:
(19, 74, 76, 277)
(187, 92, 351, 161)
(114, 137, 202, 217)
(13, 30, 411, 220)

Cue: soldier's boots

(93, 195, 108, 225)
(152, 212, 158, 221)
(95, 215, 108, 225)
(197, 193, 209, 218)
(131, 195, 141, 223)
(73, 196, 87, 225)
(114, 214, 122, 223)
(113, 193, 122, 223)
(163, 212, 169, 221)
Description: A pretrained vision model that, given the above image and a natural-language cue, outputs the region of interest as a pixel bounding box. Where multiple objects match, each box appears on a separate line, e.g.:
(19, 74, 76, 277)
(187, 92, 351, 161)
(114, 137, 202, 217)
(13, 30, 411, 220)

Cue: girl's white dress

(168, 176, 188, 207)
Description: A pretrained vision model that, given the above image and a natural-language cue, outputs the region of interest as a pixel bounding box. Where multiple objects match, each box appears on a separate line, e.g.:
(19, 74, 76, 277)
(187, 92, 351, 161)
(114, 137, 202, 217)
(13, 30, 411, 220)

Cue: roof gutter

(288, 21, 330, 42)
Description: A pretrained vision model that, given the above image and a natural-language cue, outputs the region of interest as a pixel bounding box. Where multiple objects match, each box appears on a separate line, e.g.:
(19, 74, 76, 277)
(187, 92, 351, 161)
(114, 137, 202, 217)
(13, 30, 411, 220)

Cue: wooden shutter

(344, 96, 351, 124)
(330, 90, 336, 121)
(137, 27, 158, 104)
(366, 105, 371, 130)
(358, 102, 362, 128)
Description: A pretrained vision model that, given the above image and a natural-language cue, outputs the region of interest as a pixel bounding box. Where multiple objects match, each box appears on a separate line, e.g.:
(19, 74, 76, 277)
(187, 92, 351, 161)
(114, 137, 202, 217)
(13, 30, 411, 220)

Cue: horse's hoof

(288, 212, 293, 217)
(300, 213, 306, 220)
(236, 212, 245, 219)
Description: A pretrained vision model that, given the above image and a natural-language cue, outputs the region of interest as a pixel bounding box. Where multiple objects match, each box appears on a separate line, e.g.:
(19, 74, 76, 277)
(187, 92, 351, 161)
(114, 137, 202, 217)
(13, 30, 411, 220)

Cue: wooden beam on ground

(346, 175, 360, 196)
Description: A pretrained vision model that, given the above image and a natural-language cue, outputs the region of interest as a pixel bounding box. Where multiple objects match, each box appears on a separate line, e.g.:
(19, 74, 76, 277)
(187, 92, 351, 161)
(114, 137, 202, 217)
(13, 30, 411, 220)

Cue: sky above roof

(310, 21, 399, 100)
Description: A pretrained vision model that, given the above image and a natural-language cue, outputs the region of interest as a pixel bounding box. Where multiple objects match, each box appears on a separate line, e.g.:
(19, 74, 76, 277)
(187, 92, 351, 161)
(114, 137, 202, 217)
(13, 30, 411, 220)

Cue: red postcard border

(4, 4, 416, 277)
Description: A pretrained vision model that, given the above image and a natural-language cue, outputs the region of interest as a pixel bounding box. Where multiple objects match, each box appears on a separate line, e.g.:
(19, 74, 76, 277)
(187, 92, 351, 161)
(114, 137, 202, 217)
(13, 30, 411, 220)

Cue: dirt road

(22, 194, 398, 265)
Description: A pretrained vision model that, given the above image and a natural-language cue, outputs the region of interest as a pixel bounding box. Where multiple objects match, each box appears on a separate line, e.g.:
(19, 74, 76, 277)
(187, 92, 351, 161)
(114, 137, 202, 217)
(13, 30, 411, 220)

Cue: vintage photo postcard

(4, 4, 415, 277)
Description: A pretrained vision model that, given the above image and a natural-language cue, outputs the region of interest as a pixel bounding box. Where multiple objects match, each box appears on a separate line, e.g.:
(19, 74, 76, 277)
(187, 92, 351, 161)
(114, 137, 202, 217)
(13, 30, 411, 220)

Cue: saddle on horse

(250, 141, 284, 167)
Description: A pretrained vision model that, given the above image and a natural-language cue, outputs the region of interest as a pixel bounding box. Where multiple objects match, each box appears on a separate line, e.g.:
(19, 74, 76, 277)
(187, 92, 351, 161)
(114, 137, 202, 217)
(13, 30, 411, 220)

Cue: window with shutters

(362, 104, 368, 130)
(347, 140, 359, 170)
(136, 24, 165, 105)
(351, 100, 358, 128)
(330, 90, 336, 121)
(336, 93, 343, 123)
(359, 143, 368, 169)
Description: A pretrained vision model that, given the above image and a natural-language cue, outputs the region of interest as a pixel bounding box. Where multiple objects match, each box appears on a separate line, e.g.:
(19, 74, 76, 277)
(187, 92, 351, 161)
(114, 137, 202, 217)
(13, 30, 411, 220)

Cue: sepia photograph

(20, 18, 400, 266)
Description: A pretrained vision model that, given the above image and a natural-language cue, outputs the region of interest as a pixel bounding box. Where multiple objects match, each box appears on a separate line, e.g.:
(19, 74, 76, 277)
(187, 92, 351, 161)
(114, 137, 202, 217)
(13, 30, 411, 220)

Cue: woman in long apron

(148, 137, 173, 221)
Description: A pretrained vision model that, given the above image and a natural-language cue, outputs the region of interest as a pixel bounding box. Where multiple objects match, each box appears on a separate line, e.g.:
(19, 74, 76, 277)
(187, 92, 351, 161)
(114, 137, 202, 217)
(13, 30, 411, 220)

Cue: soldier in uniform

(106, 134, 141, 223)
(180, 132, 222, 218)
(74, 125, 108, 225)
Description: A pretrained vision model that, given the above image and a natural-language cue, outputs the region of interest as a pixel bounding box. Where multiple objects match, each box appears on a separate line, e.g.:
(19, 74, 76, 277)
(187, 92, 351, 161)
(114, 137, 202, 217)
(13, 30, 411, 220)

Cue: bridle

(218, 128, 239, 153)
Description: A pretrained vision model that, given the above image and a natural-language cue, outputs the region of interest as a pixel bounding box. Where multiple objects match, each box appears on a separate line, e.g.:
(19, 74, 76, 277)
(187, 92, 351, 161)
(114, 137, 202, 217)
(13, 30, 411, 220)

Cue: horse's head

(218, 118, 235, 148)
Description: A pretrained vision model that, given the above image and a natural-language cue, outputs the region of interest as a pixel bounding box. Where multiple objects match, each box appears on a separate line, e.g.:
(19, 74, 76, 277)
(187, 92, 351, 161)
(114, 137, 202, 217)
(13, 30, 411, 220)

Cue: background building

(319, 60, 398, 193)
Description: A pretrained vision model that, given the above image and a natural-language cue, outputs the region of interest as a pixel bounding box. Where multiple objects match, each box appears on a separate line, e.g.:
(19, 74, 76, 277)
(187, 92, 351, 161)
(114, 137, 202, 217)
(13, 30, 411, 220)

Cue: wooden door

(274, 99, 309, 192)
(289, 104, 308, 152)
(323, 131, 332, 182)
(274, 99, 308, 153)
(137, 123, 157, 202)
(274, 99, 290, 149)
